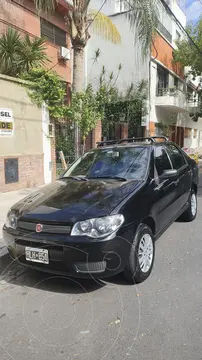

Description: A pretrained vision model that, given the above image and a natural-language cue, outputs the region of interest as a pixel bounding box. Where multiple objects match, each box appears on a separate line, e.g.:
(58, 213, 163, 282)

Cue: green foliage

(55, 131, 75, 160)
(66, 84, 101, 139)
(173, 19, 202, 78)
(21, 68, 67, 119)
(95, 66, 148, 138)
(126, 0, 159, 55)
(0, 28, 49, 76)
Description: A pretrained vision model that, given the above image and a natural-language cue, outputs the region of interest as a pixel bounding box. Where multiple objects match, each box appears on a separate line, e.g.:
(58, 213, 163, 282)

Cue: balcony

(155, 87, 187, 113)
(187, 96, 201, 114)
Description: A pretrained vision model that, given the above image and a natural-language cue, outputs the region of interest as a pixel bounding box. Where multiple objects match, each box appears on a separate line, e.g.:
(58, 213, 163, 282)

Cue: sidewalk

(0, 187, 39, 255)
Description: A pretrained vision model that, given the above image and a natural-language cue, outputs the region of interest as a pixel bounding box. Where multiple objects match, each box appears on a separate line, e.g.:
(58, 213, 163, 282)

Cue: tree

(33, 0, 158, 92)
(65, 84, 101, 152)
(173, 19, 202, 79)
(0, 28, 49, 76)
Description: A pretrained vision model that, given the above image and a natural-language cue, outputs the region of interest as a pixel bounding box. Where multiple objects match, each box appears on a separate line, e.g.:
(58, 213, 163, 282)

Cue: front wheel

(180, 189, 197, 222)
(124, 224, 155, 284)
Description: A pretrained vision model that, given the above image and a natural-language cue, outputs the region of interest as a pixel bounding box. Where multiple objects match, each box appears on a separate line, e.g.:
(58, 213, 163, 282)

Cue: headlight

(71, 215, 124, 238)
(5, 211, 17, 229)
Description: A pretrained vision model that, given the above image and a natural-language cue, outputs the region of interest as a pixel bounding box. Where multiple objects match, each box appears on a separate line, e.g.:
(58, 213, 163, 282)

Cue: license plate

(25, 247, 49, 264)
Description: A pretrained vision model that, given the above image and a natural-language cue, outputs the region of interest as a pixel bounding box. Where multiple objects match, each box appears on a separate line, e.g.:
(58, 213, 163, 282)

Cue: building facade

(149, 0, 202, 149)
(0, 0, 72, 192)
(88, 0, 202, 150)
(0, 0, 72, 85)
(0, 74, 54, 192)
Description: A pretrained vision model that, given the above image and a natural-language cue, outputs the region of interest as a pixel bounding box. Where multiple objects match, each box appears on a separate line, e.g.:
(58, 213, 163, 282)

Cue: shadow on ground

(0, 254, 113, 294)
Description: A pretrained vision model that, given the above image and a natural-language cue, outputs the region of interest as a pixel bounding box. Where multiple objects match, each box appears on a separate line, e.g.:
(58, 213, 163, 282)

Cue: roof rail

(118, 137, 156, 144)
(97, 140, 119, 148)
(118, 136, 169, 144)
(96, 136, 169, 148)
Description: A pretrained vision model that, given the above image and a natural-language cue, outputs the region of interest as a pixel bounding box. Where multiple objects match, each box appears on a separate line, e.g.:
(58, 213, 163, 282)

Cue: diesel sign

(0, 109, 14, 136)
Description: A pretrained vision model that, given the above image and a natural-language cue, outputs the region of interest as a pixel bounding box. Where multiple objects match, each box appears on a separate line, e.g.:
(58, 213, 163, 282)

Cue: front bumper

(3, 225, 133, 278)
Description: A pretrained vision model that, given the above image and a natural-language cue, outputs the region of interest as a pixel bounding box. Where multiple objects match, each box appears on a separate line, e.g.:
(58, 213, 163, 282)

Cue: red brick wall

(86, 120, 102, 151)
(115, 123, 128, 140)
(0, 154, 44, 192)
(0, 0, 71, 83)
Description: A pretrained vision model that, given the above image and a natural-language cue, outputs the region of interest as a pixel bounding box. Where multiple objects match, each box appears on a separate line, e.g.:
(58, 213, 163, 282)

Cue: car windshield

(63, 146, 150, 180)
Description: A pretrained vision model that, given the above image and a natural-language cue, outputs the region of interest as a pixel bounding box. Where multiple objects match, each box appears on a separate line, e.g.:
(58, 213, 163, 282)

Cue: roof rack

(118, 136, 169, 144)
(118, 137, 155, 144)
(97, 136, 169, 148)
(97, 140, 119, 148)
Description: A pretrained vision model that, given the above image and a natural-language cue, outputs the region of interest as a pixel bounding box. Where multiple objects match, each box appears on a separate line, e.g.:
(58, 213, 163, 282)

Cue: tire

(180, 189, 197, 222)
(124, 224, 155, 284)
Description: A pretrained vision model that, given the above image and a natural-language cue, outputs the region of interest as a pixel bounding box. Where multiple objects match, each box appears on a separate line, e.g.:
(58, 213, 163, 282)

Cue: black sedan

(3, 137, 199, 283)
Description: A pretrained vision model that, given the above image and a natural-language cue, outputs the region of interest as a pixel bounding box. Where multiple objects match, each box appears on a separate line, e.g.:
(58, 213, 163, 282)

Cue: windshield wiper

(60, 176, 88, 181)
(90, 176, 127, 182)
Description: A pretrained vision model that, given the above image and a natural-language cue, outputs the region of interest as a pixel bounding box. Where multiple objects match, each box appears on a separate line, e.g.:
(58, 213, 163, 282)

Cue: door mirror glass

(160, 169, 178, 179)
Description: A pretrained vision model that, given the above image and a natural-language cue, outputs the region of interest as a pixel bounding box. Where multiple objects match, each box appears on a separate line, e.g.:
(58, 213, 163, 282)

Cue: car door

(152, 145, 179, 233)
(166, 144, 192, 211)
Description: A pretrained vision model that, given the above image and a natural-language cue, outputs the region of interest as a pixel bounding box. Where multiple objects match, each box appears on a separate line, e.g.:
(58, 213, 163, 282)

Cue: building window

(156, 20, 172, 43)
(156, 65, 169, 96)
(41, 18, 67, 47)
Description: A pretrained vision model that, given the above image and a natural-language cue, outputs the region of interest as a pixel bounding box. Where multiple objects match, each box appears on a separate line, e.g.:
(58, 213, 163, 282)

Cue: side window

(155, 146, 172, 176)
(166, 144, 186, 170)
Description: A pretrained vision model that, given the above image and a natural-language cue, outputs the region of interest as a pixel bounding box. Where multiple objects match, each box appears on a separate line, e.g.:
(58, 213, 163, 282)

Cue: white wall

(171, 0, 186, 27)
(42, 104, 52, 185)
(87, 12, 150, 93)
(150, 62, 158, 123)
(89, 0, 114, 15)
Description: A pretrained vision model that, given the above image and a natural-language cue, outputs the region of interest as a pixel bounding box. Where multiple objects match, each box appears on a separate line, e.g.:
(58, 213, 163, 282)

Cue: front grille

(18, 221, 71, 234)
(74, 261, 107, 274)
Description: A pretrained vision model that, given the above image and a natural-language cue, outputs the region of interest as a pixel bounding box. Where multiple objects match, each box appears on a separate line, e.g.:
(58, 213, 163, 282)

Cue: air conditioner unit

(59, 47, 71, 60)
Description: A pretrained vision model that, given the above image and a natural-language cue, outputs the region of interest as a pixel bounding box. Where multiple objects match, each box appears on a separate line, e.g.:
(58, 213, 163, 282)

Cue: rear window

(64, 147, 150, 180)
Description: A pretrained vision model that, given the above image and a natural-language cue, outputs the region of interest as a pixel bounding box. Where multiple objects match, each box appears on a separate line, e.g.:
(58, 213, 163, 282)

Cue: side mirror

(160, 169, 178, 180)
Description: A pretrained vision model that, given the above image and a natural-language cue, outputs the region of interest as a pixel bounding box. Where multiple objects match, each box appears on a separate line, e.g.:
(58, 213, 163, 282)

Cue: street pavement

(0, 180, 202, 359)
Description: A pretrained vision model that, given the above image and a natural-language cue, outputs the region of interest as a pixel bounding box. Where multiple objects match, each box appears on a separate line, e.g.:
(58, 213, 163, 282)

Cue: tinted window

(63, 147, 150, 180)
(166, 144, 186, 170)
(155, 146, 172, 176)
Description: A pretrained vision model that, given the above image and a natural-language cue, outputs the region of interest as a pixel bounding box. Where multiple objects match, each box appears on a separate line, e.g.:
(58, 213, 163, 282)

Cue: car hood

(12, 178, 142, 224)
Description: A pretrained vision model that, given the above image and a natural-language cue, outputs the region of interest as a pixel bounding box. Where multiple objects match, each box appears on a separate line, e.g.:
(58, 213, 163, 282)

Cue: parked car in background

(3, 137, 198, 283)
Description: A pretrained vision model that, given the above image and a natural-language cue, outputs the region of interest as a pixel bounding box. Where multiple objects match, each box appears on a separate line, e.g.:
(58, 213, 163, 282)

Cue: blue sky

(178, 0, 202, 23)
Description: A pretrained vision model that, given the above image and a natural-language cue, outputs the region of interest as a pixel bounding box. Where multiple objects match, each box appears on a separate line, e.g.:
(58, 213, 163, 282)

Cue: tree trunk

(72, 46, 84, 92)
(72, 46, 85, 158)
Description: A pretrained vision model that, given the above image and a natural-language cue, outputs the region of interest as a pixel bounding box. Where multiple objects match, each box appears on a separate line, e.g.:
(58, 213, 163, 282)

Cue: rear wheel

(124, 224, 155, 283)
(180, 189, 197, 222)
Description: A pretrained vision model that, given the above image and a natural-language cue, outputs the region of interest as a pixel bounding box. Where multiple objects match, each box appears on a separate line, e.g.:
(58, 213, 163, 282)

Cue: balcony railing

(156, 87, 180, 97)
(156, 87, 187, 112)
